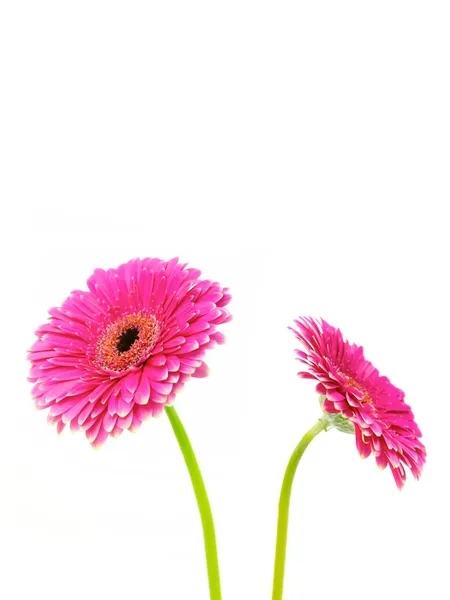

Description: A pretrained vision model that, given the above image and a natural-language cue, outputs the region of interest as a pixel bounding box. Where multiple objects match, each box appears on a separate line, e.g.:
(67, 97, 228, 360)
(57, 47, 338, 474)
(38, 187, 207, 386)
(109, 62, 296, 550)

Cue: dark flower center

(94, 312, 160, 372)
(117, 327, 140, 354)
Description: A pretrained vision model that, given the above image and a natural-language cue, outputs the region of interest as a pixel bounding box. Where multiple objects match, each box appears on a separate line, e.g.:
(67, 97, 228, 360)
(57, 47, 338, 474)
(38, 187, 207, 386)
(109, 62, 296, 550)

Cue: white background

(1, 2, 449, 599)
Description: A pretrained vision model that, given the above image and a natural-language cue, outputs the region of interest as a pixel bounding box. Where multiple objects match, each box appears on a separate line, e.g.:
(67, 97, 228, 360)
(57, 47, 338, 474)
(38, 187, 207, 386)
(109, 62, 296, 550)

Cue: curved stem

(272, 417, 327, 600)
(165, 405, 222, 600)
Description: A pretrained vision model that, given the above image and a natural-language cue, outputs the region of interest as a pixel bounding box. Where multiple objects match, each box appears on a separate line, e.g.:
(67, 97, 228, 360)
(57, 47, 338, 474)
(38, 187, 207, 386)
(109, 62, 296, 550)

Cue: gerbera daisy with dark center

(291, 317, 426, 489)
(28, 257, 231, 447)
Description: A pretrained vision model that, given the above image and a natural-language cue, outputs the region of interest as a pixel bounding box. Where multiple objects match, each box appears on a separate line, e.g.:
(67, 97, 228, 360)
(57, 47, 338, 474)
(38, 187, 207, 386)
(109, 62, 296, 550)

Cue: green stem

(165, 405, 222, 600)
(272, 417, 327, 600)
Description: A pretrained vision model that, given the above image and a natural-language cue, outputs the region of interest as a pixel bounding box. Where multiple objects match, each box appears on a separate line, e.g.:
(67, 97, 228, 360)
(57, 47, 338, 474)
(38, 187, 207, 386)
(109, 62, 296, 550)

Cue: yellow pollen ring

(345, 375, 372, 404)
(94, 312, 159, 372)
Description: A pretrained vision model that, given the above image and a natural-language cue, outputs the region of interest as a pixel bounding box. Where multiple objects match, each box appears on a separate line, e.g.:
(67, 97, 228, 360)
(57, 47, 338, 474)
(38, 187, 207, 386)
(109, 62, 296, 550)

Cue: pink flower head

(28, 258, 231, 447)
(291, 317, 426, 489)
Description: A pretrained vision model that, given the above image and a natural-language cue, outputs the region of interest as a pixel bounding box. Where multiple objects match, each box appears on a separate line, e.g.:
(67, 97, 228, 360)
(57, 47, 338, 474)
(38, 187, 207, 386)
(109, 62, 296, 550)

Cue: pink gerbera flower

(291, 317, 426, 489)
(28, 257, 231, 447)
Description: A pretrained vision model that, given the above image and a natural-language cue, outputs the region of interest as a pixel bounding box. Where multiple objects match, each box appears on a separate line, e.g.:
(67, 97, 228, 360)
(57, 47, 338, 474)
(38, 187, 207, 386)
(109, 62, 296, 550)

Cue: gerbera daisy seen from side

(28, 257, 231, 447)
(272, 317, 425, 600)
(28, 257, 231, 600)
(291, 316, 425, 489)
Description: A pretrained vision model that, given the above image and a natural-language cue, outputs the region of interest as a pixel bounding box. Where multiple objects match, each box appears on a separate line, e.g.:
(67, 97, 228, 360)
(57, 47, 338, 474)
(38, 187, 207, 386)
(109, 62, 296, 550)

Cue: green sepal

(318, 395, 355, 435)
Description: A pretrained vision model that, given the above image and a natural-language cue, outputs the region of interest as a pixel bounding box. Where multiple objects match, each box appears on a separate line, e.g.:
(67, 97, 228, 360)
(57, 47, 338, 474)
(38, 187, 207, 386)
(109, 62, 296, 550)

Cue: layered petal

(28, 257, 231, 446)
(291, 317, 426, 489)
